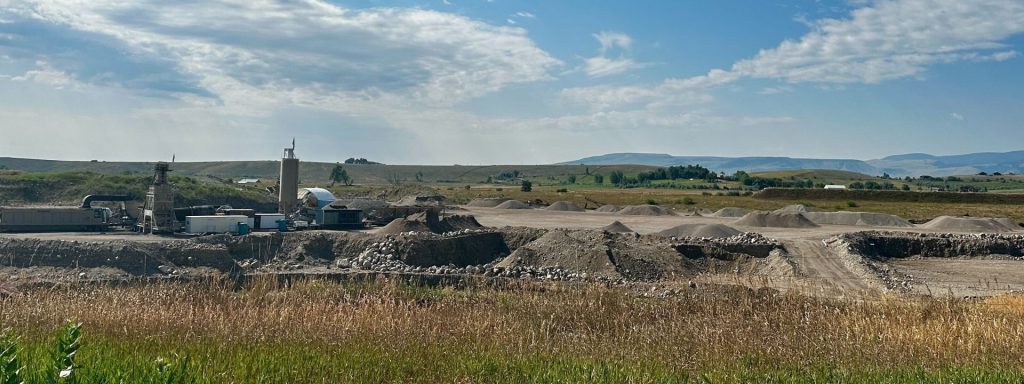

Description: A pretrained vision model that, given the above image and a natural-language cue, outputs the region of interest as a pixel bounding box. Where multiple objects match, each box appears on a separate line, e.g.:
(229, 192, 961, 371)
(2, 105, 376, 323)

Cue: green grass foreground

(2, 278, 1024, 382)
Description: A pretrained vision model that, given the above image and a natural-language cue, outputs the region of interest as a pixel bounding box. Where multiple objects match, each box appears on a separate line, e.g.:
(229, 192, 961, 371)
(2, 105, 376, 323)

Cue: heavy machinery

(138, 162, 176, 234)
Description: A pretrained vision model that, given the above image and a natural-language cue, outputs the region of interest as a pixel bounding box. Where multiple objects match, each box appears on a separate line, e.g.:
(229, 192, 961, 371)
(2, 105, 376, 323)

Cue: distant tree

(330, 163, 352, 186)
(344, 158, 382, 165)
(593, 174, 604, 184)
(567, 175, 577, 184)
(609, 171, 624, 185)
(415, 171, 424, 182)
(978, 172, 989, 176)
(901, 184, 911, 191)
(520, 180, 533, 192)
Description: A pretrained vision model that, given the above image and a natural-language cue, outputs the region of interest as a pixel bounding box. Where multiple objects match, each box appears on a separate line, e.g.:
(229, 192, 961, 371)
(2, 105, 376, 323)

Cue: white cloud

(506, 18, 516, 24)
(593, 31, 633, 53)
(950, 112, 965, 121)
(2, 0, 561, 110)
(580, 31, 648, 78)
(515, 12, 535, 18)
(565, 0, 1024, 108)
(758, 86, 793, 95)
(10, 62, 74, 88)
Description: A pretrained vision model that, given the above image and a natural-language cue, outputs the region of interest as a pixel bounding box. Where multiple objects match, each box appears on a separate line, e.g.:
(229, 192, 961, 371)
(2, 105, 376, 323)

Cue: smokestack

(279, 140, 299, 214)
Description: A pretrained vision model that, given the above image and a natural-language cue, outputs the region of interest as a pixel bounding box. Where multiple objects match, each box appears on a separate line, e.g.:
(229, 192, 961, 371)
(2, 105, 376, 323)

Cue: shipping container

(184, 215, 254, 234)
(0, 207, 110, 232)
(254, 213, 285, 229)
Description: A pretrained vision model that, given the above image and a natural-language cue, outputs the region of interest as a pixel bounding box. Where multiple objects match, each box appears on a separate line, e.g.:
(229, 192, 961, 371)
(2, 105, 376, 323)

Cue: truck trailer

(0, 207, 112, 232)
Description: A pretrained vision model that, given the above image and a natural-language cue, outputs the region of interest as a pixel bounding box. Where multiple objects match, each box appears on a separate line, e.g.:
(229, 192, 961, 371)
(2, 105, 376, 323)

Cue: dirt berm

(837, 231, 1024, 258)
(378, 212, 484, 235)
(733, 211, 819, 228)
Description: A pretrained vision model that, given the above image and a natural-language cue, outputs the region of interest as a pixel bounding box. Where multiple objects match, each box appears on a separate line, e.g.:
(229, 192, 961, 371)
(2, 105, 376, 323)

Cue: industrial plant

(0, 141, 421, 234)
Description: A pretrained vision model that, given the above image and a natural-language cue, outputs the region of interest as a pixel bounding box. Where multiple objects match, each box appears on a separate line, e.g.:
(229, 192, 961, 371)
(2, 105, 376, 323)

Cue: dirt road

(781, 238, 877, 297)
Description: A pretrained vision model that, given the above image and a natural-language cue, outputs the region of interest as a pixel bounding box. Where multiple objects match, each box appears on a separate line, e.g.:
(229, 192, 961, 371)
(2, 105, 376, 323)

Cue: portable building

(254, 213, 286, 229)
(185, 215, 254, 234)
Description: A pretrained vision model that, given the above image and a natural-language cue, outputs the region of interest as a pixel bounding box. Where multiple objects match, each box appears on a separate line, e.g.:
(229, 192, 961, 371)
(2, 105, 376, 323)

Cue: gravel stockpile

(616, 205, 677, 216)
(920, 216, 1020, 233)
(711, 207, 748, 218)
(334, 198, 388, 210)
(774, 204, 810, 214)
(655, 224, 742, 239)
(595, 205, 620, 213)
(494, 200, 532, 209)
(733, 211, 819, 228)
(467, 198, 511, 208)
(378, 212, 484, 235)
(545, 201, 585, 212)
(802, 212, 914, 228)
(601, 221, 634, 233)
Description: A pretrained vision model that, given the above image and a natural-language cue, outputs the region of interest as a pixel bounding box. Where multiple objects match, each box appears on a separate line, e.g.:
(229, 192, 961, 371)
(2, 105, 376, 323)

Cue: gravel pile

(655, 224, 742, 239)
(494, 200, 531, 209)
(921, 216, 1021, 233)
(733, 211, 819, 228)
(601, 221, 634, 233)
(802, 211, 914, 227)
(616, 205, 677, 216)
(466, 198, 511, 207)
(710, 207, 748, 218)
(595, 205, 620, 213)
(545, 201, 585, 212)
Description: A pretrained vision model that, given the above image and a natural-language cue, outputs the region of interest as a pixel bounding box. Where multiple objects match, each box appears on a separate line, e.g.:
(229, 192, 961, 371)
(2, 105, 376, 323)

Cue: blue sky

(0, 0, 1021, 164)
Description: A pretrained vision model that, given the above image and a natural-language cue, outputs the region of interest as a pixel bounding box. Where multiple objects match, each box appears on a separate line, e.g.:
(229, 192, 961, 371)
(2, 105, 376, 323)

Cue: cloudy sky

(0, 0, 1022, 164)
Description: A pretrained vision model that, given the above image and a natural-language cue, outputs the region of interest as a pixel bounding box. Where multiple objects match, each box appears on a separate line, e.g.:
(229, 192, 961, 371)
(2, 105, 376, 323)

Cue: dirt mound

(467, 198, 511, 207)
(601, 221, 634, 233)
(545, 201, 584, 212)
(733, 211, 819, 228)
(494, 200, 532, 209)
(655, 224, 742, 238)
(616, 205, 677, 216)
(694, 208, 714, 216)
(394, 194, 446, 207)
(378, 211, 485, 234)
(920, 216, 1020, 233)
(711, 207, 747, 218)
(802, 212, 913, 227)
(773, 204, 810, 214)
(334, 198, 388, 210)
(595, 205, 620, 213)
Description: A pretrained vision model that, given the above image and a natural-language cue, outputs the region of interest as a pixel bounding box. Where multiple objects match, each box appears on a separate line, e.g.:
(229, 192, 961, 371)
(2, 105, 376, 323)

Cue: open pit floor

(0, 206, 1022, 299)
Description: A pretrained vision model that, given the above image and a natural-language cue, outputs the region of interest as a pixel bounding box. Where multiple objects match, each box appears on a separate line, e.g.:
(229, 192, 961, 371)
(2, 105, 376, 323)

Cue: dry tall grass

(2, 277, 1023, 382)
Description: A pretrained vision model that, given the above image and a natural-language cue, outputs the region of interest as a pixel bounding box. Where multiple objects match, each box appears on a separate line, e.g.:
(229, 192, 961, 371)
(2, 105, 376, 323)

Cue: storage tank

(278, 140, 299, 214)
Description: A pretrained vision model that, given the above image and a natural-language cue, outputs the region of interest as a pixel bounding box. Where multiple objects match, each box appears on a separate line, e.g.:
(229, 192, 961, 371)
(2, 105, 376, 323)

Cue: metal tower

(279, 139, 299, 214)
(140, 162, 175, 233)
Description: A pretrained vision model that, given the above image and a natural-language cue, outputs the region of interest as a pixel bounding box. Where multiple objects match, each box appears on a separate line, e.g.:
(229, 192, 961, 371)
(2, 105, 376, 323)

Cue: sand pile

(601, 221, 634, 233)
(694, 208, 714, 216)
(711, 207, 748, 218)
(545, 201, 585, 212)
(616, 205, 677, 216)
(394, 194, 446, 207)
(467, 198, 511, 207)
(595, 205, 620, 213)
(774, 204, 810, 214)
(733, 211, 819, 228)
(378, 212, 484, 234)
(494, 200, 531, 209)
(655, 224, 742, 238)
(920, 216, 1020, 233)
(802, 212, 913, 227)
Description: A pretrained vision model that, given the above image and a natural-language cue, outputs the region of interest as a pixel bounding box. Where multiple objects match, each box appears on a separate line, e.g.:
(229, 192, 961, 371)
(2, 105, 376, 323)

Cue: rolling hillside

(565, 150, 1024, 177)
(0, 158, 656, 185)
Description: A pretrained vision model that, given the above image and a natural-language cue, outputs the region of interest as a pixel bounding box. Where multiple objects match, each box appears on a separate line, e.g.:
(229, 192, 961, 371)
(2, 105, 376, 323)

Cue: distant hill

(0, 157, 655, 185)
(563, 153, 878, 175)
(565, 151, 1024, 177)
